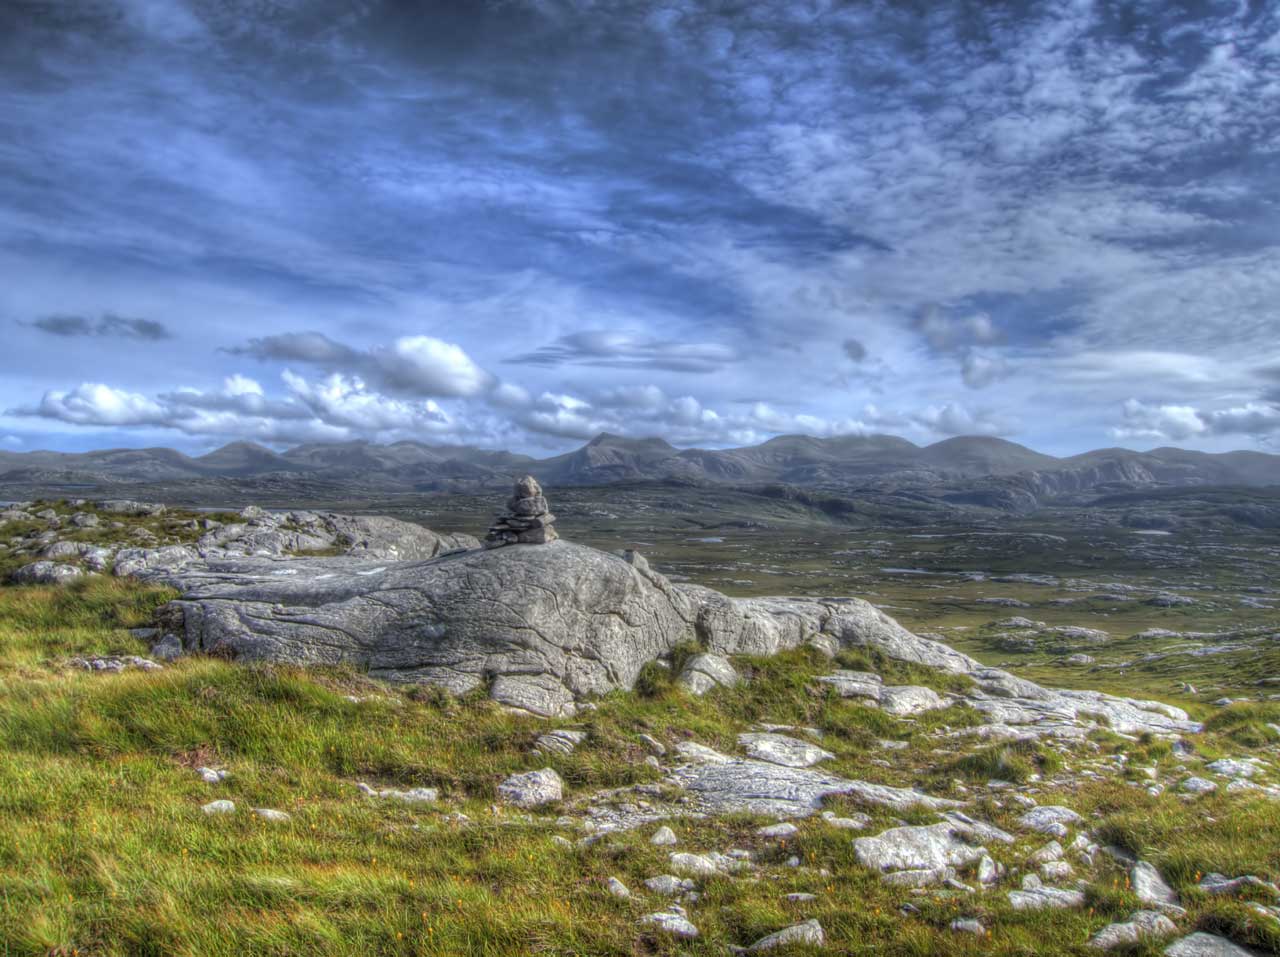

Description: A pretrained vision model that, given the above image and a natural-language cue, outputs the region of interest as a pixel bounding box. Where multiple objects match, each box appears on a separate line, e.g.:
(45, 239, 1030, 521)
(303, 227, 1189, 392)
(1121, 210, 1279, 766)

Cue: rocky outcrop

(138, 520, 1205, 735)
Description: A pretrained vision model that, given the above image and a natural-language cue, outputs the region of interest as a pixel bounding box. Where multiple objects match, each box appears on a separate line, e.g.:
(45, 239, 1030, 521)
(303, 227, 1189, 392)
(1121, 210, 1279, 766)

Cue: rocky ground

(0, 497, 1277, 955)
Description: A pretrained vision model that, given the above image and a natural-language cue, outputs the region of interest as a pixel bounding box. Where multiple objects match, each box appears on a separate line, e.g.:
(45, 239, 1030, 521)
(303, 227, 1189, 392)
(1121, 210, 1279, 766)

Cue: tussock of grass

(1203, 702, 1280, 749)
(942, 738, 1063, 785)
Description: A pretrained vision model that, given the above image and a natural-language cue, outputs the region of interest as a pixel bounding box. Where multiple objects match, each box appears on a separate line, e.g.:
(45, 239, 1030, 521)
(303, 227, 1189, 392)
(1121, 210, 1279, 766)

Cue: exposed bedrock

(144, 536, 1201, 733)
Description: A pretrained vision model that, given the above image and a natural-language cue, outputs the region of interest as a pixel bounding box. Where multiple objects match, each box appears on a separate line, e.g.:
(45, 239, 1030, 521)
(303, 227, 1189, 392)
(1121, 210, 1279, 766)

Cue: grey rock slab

(357, 783, 439, 803)
(606, 876, 630, 898)
(201, 800, 235, 815)
(669, 749, 960, 818)
(1007, 886, 1086, 910)
(1197, 873, 1280, 897)
(1181, 776, 1218, 794)
(737, 732, 835, 768)
(748, 919, 824, 951)
(821, 811, 872, 830)
(114, 545, 200, 578)
(1205, 759, 1257, 778)
(757, 822, 799, 839)
(815, 670, 883, 701)
(668, 852, 721, 877)
(1132, 861, 1184, 914)
(1089, 911, 1178, 950)
(1164, 933, 1265, 956)
(497, 768, 563, 808)
(854, 823, 989, 873)
(534, 729, 587, 755)
(879, 685, 947, 716)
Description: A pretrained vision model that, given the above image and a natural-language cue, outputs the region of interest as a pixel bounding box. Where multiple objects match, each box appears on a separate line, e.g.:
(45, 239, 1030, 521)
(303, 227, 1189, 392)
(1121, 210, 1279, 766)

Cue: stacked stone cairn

(484, 476, 558, 548)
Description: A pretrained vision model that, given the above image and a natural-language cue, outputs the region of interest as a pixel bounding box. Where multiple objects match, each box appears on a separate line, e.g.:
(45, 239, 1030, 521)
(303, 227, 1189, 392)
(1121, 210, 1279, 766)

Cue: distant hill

(1, 433, 1276, 506)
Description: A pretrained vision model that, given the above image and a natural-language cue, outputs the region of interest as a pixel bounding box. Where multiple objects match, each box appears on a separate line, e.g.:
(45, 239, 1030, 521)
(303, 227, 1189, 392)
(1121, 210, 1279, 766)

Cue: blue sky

(3, 0, 1280, 456)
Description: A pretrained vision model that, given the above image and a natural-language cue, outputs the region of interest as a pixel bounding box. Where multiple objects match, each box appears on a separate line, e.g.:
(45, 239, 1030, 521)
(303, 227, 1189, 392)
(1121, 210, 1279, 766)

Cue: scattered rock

(757, 822, 799, 839)
(201, 800, 235, 815)
(497, 768, 563, 808)
(738, 732, 834, 768)
(644, 874, 695, 895)
(1132, 861, 1184, 914)
(1181, 776, 1217, 795)
(879, 684, 947, 716)
(854, 822, 989, 874)
(815, 670, 882, 701)
(605, 876, 630, 898)
(68, 655, 162, 673)
(1205, 759, 1256, 778)
(748, 919, 824, 951)
(639, 911, 698, 939)
(1163, 933, 1265, 956)
(821, 810, 871, 830)
(669, 852, 721, 877)
(11, 561, 83, 585)
(1089, 910, 1178, 950)
(1017, 805, 1082, 835)
(357, 783, 439, 803)
(651, 825, 678, 846)
(1197, 873, 1280, 897)
(951, 918, 985, 934)
(534, 730, 587, 756)
(678, 653, 740, 695)
(252, 808, 291, 823)
(197, 767, 228, 784)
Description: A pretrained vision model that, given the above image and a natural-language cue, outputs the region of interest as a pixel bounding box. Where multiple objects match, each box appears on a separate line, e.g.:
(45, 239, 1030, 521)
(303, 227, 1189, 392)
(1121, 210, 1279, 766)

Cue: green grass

(0, 530, 1278, 954)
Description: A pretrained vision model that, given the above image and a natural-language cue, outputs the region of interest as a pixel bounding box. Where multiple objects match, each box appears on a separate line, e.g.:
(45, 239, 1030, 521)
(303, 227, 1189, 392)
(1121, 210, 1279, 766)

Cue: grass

(1, 499, 1279, 954)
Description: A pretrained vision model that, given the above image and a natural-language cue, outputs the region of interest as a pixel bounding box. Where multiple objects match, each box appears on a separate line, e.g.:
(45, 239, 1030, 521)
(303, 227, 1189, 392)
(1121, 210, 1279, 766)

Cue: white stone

(201, 799, 235, 815)
(650, 825, 678, 846)
(497, 768, 563, 808)
(748, 919, 825, 951)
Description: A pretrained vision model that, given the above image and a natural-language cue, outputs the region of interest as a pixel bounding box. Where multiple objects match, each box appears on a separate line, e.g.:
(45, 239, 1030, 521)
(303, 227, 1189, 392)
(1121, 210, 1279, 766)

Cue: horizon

(4, 2, 1280, 458)
(2, 429, 1275, 464)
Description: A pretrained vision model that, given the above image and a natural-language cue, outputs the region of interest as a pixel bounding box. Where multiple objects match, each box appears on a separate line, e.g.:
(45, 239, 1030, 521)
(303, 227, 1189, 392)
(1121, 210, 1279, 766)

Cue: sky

(3, 0, 1280, 457)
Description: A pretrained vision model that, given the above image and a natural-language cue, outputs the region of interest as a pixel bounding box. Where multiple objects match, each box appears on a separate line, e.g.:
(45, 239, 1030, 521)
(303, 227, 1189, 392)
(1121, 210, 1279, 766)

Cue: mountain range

(1, 433, 1276, 507)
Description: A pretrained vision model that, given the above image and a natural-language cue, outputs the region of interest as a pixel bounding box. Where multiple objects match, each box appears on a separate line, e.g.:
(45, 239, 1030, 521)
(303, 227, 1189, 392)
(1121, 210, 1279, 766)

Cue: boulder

(1132, 861, 1184, 914)
(1089, 910, 1177, 950)
(497, 768, 563, 808)
(737, 732, 834, 768)
(854, 822, 989, 873)
(1164, 933, 1265, 956)
(11, 561, 83, 585)
(677, 652, 739, 695)
(879, 684, 947, 715)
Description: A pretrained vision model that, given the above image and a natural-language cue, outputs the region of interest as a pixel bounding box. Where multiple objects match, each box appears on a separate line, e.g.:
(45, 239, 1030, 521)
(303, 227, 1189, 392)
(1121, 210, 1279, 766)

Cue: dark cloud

(29, 313, 170, 340)
(842, 338, 867, 362)
(229, 332, 359, 365)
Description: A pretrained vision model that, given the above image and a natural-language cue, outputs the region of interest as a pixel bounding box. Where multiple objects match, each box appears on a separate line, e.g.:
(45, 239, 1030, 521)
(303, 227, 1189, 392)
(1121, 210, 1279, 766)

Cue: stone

(1008, 885, 1086, 910)
(1181, 776, 1217, 794)
(854, 823, 989, 873)
(678, 653, 739, 695)
(605, 876, 630, 898)
(1017, 805, 1083, 834)
(1132, 861, 1184, 914)
(815, 670, 883, 701)
(534, 730, 587, 755)
(68, 655, 162, 673)
(197, 767, 228, 784)
(1197, 873, 1280, 897)
(357, 783, 439, 803)
(497, 768, 563, 808)
(70, 512, 100, 528)
(252, 808, 291, 823)
(670, 746, 960, 818)
(1040, 860, 1073, 881)
(668, 852, 720, 877)
(644, 874, 695, 895)
(757, 822, 799, 839)
(201, 799, 235, 815)
(1029, 840, 1064, 864)
(485, 476, 559, 548)
(1205, 758, 1256, 778)
(113, 545, 200, 578)
(748, 919, 824, 951)
(879, 685, 947, 715)
(11, 561, 83, 585)
(1164, 933, 1265, 956)
(638, 733, 666, 756)
(821, 810, 872, 830)
(1089, 910, 1178, 950)
(650, 825, 678, 846)
(738, 733, 834, 768)
(639, 912, 698, 938)
(951, 918, 985, 934)
(152, 634, 184, 661)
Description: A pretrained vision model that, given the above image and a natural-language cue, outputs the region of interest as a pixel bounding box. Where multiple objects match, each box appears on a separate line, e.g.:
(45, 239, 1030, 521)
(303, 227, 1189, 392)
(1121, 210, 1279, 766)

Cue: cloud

(230, 332, 494, 398)
(28, 313, 171, 340)
(914, 310, 998, 354)
(28, 383, 168, 426)
(1, 435, 22, 447)
(506, 331, 739, 373)
(842, 338, 867, 362)
(961, 351, 1012, 389)
(913, 402, 1013, 437)
(1112, 398, 1280, 441)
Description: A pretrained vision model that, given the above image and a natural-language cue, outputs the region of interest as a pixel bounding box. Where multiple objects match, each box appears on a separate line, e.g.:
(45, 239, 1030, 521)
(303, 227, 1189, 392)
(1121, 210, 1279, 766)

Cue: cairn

(485, 476, 559, 548)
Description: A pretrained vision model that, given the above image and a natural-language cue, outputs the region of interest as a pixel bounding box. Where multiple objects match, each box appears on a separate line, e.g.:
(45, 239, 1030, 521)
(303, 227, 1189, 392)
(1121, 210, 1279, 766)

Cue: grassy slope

(1, 578, 1278, 956)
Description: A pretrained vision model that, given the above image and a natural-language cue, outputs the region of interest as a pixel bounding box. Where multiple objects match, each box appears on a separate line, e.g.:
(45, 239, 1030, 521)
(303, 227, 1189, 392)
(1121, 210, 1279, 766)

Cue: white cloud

(34, 383, 167, 426)
(1112, 398, 1280, 441)
(374, 336, 494, 398)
